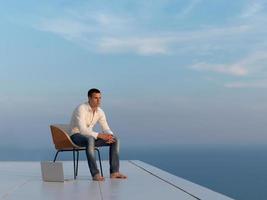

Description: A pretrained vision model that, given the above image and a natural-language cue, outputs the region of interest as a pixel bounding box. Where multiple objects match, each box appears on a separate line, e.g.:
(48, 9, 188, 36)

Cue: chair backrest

(50, 124, 82, 150)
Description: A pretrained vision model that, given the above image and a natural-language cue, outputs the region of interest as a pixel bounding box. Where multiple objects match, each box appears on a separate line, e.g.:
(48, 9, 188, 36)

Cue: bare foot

(93, 174, 105, 181)
(110, 172, 127, 179)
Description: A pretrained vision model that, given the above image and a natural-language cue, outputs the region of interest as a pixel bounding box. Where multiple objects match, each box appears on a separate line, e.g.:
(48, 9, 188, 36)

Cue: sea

(1, 145, 266, 200)
(123, 145, 267, 200)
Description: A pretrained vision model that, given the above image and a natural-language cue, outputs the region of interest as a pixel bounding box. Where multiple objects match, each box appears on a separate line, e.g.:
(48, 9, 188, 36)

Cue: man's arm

(98, 110, 115, 143)
(98, 110, 113, 135)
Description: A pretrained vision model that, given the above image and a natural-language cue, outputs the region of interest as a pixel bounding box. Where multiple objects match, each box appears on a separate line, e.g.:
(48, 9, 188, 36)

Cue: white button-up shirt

(69, 102, 113, 139)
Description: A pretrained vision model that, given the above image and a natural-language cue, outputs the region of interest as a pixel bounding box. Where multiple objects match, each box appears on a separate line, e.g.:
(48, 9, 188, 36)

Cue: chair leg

(73, 150, 76, 179)
(75, 150, 79, 177)
(53, 150, 60, 162)
(95, 148, 103, 177)
(53, 149, 101, 179)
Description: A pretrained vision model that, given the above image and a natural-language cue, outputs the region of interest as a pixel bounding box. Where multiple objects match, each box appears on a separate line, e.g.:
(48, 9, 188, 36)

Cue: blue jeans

(70, 133, 120, 177)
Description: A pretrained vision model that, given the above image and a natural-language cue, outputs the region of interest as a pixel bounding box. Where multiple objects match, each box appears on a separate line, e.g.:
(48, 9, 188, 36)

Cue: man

(69, 88, 127, 181)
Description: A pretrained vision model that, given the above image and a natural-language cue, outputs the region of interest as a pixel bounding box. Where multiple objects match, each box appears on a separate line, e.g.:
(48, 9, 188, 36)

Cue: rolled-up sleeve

(99, 111, 113, 135)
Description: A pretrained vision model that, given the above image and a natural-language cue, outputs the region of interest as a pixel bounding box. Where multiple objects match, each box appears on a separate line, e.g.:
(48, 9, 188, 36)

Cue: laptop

(40, 161, 64, 182)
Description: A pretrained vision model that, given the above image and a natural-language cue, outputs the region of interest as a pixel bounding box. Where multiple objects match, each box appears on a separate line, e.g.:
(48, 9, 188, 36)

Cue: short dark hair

(88, 88, 101, 97)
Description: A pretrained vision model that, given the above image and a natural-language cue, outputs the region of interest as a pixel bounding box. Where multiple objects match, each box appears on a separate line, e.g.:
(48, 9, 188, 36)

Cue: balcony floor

(0, 160, 234, 200)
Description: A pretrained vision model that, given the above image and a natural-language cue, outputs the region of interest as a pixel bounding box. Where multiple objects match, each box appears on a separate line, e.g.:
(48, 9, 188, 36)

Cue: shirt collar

(86, 102, 100, 112)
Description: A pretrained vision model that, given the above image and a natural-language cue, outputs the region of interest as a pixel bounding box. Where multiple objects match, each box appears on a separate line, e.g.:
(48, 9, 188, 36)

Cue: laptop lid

(40, 161, 64, 182)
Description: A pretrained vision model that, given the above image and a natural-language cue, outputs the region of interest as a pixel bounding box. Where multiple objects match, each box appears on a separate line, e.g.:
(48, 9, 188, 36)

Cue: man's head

(88, 88, 101, 108)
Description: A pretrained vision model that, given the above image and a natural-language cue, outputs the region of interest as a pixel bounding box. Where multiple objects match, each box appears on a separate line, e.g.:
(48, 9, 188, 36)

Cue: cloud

(33, 0, 259, 57)
(190, 51, 267, 88)
(95, 24, 252, 55)
(31, 0, 267, 78)
(240, 0, 265, 18)
(191, 62, 248, 76)
(38, 16, 170, 55)
(177, 0, 202, 18)
(37, 12, 134, 39)
(97, 37, 170, 55)
(36, 12, 252, 56)
(191, 51, 267, 77)
(237, 51, 267, 70)
(38, 18, 95, 40)
(225, 80, 267, 88)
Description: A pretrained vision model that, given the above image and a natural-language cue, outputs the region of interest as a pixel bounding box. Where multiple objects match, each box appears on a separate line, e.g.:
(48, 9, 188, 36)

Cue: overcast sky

(1, 0, 267, 152)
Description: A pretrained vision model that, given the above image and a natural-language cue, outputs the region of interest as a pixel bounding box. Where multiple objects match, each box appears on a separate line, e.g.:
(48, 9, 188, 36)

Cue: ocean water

(121, 145, 267, 200)
(1, 145, 266, 200)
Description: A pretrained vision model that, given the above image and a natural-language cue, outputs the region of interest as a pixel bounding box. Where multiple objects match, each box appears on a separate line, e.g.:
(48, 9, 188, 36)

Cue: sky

(1, 0, 267, 154)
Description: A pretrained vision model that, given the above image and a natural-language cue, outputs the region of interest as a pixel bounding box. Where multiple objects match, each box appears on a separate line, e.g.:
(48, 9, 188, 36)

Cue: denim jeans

(70, 133, 120, 177)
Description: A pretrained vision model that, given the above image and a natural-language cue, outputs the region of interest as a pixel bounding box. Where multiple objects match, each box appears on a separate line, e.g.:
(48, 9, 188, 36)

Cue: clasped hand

(98, 133, 115, 144)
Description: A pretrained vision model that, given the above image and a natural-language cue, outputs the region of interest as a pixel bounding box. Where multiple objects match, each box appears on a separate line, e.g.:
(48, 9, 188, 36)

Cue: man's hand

(97, 133, 115, 143)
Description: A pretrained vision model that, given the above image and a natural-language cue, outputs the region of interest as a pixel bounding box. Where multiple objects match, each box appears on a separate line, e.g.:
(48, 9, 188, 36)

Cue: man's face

(89, 92, 101, 108)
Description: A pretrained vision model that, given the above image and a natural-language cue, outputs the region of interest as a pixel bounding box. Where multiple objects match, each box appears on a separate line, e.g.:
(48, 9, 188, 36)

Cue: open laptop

(40, 161, 64, 182)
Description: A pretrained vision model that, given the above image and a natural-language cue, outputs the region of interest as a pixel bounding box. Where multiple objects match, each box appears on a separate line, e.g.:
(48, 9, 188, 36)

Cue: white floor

(0, 160, 234, 200)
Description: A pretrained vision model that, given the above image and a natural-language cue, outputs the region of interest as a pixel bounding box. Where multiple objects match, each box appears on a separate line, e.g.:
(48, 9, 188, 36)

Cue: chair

(50, 124, 103, 179)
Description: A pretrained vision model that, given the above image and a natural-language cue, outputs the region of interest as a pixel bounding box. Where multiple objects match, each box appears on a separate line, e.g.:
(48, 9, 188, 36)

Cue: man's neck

(88, 102, 98, 112)
(91, 107, 97, 113)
